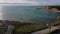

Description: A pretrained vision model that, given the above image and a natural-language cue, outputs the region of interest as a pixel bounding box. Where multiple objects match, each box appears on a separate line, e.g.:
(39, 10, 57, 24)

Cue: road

(31, 25, 60, 34)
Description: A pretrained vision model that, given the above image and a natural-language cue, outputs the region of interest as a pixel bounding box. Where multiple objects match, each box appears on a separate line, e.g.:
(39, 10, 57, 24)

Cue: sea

(1, 6, 60, 23)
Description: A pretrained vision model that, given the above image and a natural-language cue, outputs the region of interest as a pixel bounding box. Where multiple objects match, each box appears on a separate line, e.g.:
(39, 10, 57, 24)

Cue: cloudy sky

(0, 0, 60, 6)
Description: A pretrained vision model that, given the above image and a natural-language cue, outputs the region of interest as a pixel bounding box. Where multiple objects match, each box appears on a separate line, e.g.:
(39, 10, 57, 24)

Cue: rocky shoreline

(0, 20, 15, 34)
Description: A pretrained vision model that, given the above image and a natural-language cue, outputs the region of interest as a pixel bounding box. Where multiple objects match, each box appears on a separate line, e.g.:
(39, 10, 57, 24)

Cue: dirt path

(31, 25, 60, 34)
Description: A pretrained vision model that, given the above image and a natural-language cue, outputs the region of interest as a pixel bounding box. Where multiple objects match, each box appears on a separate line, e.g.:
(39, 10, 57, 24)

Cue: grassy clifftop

(10, 19, 60, 34)
(12, 22, 47, 34)
(50, 19, 60, 26)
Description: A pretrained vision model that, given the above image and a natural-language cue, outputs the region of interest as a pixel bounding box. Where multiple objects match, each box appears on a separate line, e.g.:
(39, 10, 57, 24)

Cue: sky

(0, 0, 60, 6)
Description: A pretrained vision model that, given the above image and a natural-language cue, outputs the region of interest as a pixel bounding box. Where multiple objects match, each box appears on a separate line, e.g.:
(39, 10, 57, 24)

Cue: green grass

(49, 19, 60, 26)
(12, 19, 60, 34)
(12, 23, 47, 34)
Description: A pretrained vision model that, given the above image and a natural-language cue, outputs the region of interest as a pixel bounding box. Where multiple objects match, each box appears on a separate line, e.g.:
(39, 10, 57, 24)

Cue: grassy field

(12, 23, 47, 34)
(11, 19, 60, 34)
(49, 19, 60, 26)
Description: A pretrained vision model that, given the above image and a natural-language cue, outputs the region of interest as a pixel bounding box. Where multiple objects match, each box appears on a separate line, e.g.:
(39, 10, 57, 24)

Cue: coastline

(0, 19, 60, 34)
(44, 6, 60, 13)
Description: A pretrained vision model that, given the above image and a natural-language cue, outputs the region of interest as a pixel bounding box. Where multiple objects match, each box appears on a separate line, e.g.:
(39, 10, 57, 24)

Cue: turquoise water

(2, 6, 60, 23)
